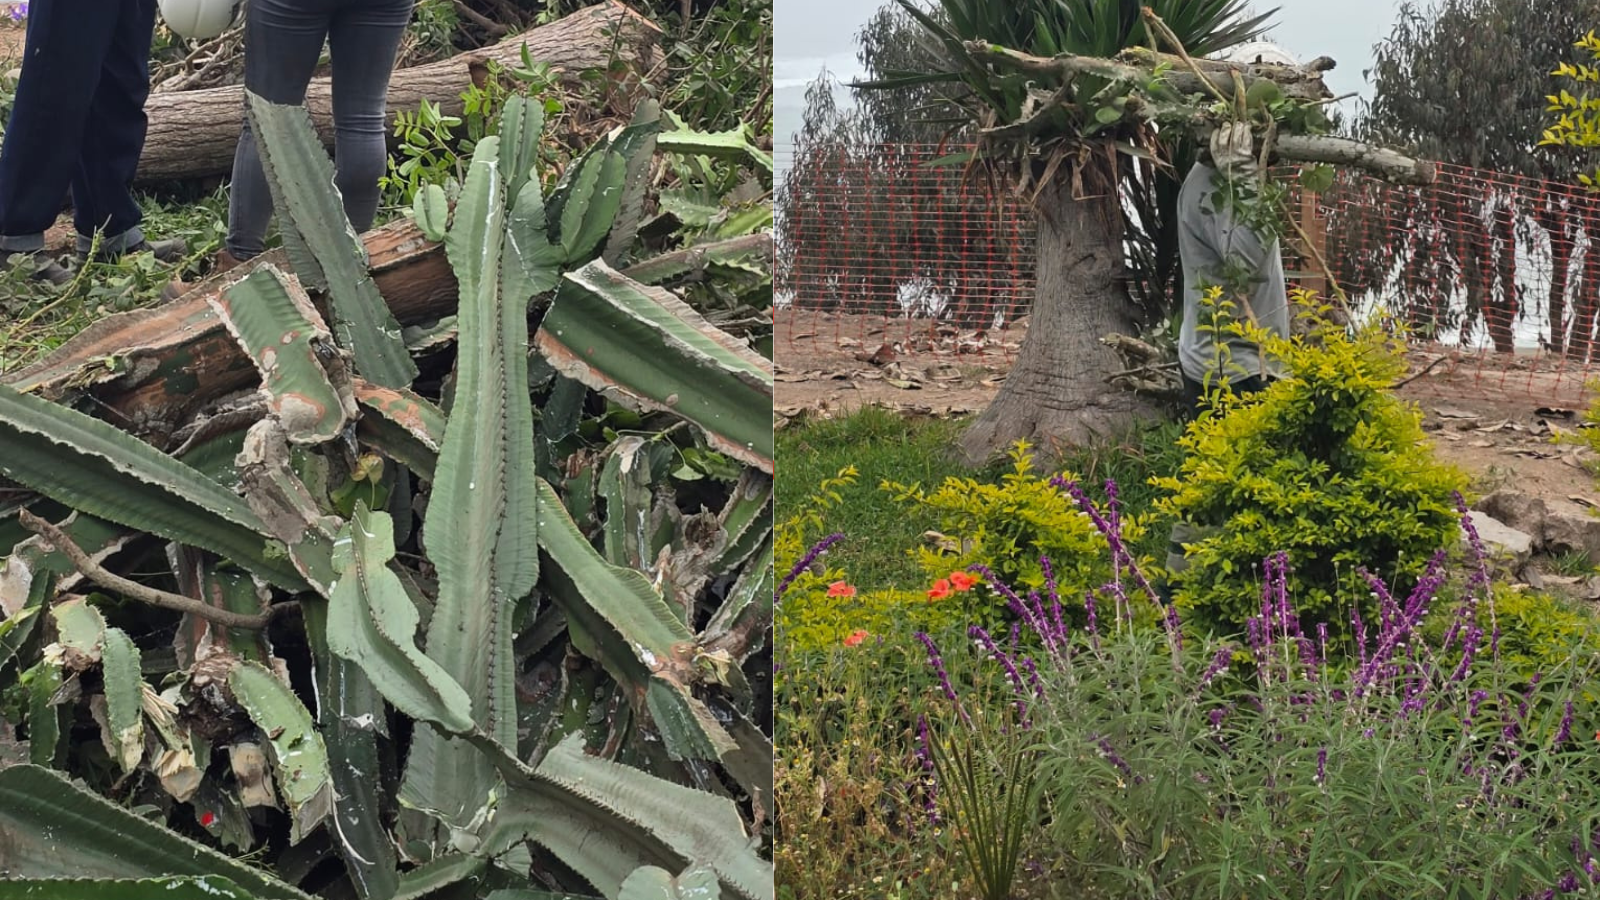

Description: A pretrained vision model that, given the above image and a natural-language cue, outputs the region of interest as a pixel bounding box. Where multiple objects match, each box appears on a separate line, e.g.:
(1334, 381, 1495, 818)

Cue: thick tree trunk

(1485, 204, 1517, 354)
(1547, 217, 1571, 355)
(956, 172, 1161, 465)
(135, 1, 661, 183)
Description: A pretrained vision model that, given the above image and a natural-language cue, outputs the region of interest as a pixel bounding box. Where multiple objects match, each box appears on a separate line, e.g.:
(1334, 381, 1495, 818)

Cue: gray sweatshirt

(1175, 162, 1290, 385)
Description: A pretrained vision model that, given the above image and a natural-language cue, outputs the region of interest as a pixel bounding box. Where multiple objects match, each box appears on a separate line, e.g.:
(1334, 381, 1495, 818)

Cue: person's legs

(0, 0, 119, 265)
(68, 0, 159, 256)
(326, 0, 412, 233)
(226, 0, 335, 260)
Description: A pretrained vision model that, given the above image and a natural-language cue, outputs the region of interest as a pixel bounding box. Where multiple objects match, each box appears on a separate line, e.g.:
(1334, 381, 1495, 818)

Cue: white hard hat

(1217, 40, 1298, 68)
(158, 0, 243, 40)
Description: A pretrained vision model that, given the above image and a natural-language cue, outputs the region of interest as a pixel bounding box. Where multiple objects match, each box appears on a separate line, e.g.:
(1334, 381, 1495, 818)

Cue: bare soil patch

(775, 307, 1600, 515)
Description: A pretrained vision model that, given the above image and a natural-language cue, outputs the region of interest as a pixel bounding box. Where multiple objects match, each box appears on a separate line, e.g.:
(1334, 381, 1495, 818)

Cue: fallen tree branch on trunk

(135, 1, 662, 183)
(959, 39, 1437, 186)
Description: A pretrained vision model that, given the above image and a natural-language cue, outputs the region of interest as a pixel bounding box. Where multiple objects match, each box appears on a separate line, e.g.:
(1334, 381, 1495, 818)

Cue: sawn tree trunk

(135, 1, 661, 184)
(956, 169, 1162, 465)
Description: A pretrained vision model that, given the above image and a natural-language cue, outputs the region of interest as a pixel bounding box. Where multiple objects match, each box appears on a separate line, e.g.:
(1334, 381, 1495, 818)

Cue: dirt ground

(774, 308, 1600, 517)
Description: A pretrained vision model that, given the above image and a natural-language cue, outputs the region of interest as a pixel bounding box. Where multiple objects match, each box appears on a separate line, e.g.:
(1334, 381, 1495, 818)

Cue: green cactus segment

(0, 877, 267, 899)
(326, 505, 474, 734)
(549, 141, 628, 264)
(535, 480, 735, 763)
(619, 865, 723, 900)
(403, 134, 537, 830)
(51, 595, 107, 665)
(226, 660, 334, 845)
(722, 710, 774, 823)
(242, 91, 417, 389)
(393, 853, 489, 900)
(101, 626, 145, 773)
(2, 511, 129, 612)
(28, 660, 64, 765)
(603, 100, 665, 266)
(656, 128, 773, 175)
(708, 471, 772, 575)
(703, 536, 772, 665)
(0, 574, 48, 673)
(0, 384, 307, 590)
(414, 183, 450, 242)
(211, 265, 358, 445)
(600, 437, 655, 570)
(484, 733, 773, 900)
(496, 95, 546, 216)
(0, 765, 313, 898)
(537, 261, 774, 474)
(353, 381, 446, 482)
(302, 592, 397, 900)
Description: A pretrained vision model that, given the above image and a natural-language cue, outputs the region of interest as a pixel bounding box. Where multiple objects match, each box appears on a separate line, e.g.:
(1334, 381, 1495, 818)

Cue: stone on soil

(1462, 512, 1533, 566)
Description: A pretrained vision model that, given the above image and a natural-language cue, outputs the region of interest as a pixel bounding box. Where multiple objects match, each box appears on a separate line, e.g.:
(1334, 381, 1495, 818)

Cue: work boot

(81, 237, 188, 265)
(1, 249, 73, 286)
(159, 278, 191, 302)
(212, 248, 245, 275)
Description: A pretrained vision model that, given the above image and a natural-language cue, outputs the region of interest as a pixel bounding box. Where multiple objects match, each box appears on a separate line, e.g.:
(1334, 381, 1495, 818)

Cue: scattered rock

(1473, 490, 1548, 549)
(1463, 513, 1534, 566)
(1541, 503, 1600, 563)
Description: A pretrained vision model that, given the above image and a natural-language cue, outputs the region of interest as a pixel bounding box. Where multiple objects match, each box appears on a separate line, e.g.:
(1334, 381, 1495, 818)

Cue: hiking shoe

(212, 248, 245, 275)
(81, 237, 188, 265)
(1, 249, 72, 286)
(159, 278, 190, 302)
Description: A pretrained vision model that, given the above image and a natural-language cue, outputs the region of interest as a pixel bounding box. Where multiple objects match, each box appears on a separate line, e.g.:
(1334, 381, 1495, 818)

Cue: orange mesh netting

(776, 143, 1600, 406)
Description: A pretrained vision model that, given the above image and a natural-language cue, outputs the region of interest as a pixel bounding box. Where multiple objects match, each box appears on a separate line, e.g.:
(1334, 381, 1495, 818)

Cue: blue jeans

(226, 0, 412, 259)
(0, 0, 159, 255)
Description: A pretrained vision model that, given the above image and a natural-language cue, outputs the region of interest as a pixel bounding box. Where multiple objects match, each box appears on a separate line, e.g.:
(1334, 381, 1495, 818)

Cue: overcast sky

(775, 0, 1412, 161)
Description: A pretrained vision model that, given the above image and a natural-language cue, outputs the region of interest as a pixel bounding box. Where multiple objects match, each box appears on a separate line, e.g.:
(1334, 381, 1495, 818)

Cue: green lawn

(776, 406, 1190, 589)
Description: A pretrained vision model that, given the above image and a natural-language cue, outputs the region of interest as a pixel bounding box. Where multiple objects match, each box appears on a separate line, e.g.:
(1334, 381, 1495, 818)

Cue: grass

(0, 189, 231, 373)
(777, 406, 1189, 589)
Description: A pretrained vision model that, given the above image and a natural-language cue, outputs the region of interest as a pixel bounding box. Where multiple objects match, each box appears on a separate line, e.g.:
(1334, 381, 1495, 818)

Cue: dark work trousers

(0, 0, 159, 255)
(226, 0, 412, 260)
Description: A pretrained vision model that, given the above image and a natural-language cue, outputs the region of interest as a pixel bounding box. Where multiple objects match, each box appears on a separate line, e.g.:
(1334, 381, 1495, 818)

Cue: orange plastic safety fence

(776, 143, 1600, 406)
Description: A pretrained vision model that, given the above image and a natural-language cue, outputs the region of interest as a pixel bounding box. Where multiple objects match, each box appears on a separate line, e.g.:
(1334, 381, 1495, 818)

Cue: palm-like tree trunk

(957, 168, 1161, 464)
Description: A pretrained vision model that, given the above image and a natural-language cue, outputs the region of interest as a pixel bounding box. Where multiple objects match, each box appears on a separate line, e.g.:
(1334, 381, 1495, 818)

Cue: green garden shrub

(883, 441, 1158, 632)
(1153, 290, 1469, 635)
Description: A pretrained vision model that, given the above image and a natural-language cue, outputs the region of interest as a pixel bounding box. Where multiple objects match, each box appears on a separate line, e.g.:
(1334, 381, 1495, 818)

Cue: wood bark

(135, 1, 662, 184)
(3, 219, 451, 443)
(956, 168, 1162, 464)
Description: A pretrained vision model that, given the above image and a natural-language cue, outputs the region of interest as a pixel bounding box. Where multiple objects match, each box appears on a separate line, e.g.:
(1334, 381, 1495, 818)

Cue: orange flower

(949, 570, 978, 592)
(927, 579, 952, 600)
(843, 629, 869, 647)
(827, 581, 857, 598)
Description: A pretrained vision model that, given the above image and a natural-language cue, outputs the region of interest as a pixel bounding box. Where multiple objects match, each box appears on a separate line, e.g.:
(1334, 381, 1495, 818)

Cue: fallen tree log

(3, 218, 775, 447)
(135, 1, 662, 184)
(4, 220, 451, 441)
